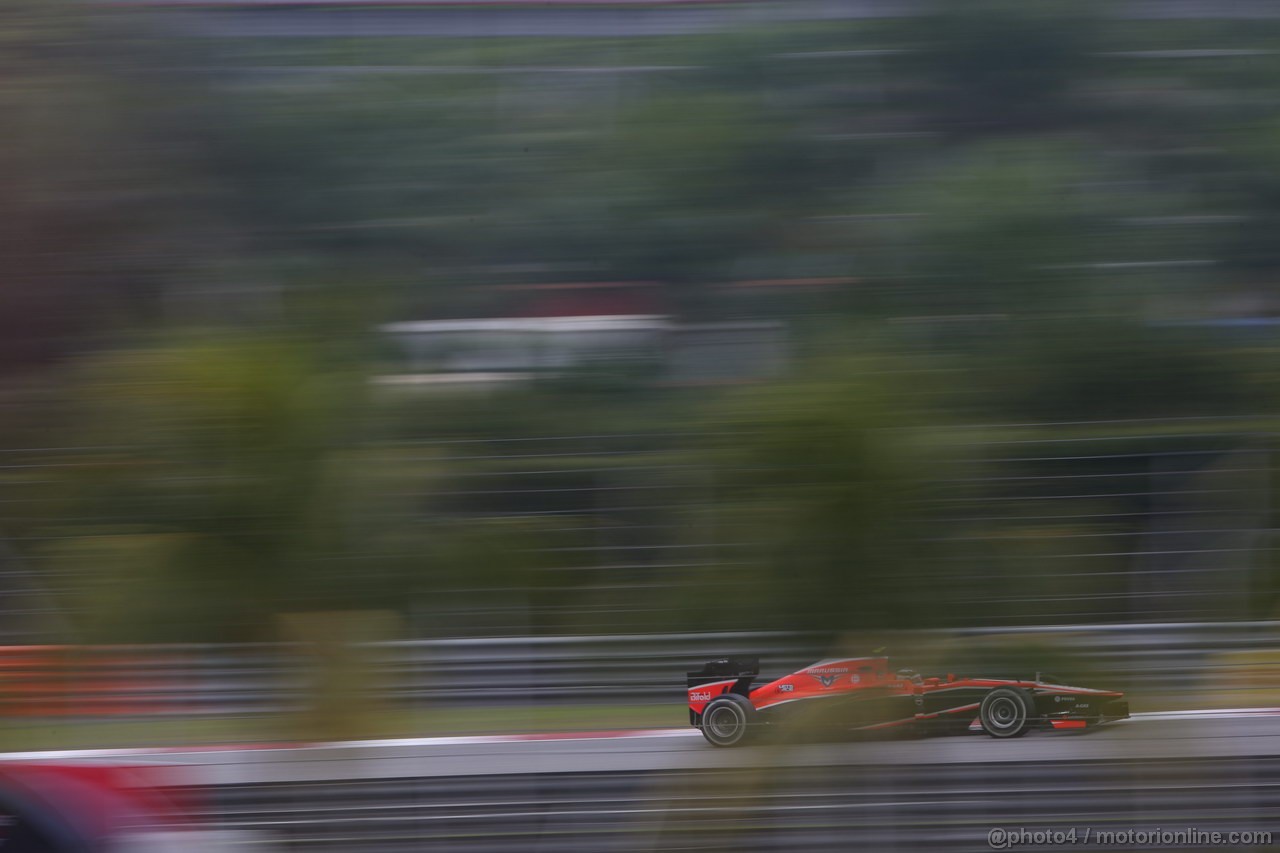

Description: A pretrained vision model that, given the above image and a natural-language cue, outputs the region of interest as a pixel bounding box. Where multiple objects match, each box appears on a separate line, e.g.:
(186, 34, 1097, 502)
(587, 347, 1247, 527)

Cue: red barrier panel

(0, 648, 190, 718)
(0, 762, 191, 851)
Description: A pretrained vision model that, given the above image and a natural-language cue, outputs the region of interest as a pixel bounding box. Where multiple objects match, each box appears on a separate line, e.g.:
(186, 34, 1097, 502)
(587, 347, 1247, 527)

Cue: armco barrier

(178, 756, 1280, 852)
(0, 622, 1278, 717)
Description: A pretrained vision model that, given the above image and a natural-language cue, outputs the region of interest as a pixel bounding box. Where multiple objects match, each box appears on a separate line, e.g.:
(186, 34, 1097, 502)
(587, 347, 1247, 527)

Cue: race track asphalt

(12, 708, 1279, 785)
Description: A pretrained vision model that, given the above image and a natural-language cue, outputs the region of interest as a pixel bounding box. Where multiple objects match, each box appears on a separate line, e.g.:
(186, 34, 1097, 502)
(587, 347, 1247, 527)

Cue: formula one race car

(687, 654, 1129, 747)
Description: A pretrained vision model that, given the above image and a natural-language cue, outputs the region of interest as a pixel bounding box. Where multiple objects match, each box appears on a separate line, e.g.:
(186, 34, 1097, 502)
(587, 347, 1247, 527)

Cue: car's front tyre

(700, 694, 757, 747)
(980, 688, 1033, 738)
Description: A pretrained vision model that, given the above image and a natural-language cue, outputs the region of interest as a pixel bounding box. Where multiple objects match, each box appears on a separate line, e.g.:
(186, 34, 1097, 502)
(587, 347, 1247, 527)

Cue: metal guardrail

(384, 622, 1280, 702)
(185, 756, 1280, 851)
(1, 622, 1279, 716)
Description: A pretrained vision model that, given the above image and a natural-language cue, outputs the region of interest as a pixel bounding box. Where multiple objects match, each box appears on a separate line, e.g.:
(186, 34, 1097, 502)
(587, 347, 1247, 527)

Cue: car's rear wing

(686, 657, 759, 689)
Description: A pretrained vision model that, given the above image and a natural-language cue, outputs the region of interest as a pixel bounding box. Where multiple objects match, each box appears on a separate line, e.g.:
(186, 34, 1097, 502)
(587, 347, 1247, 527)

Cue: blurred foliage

(984, 320, 1265, 421)
(27, 333, 612, 641)
(931, 634, 1114, 691)
(6, 0, 1280, 644)
(37, 335, 371, 641)
(859, 140, 1118, 315)
(892, 0, 1104, 133)
(279, 610, 399, 741)
(693, 356, 947, 632)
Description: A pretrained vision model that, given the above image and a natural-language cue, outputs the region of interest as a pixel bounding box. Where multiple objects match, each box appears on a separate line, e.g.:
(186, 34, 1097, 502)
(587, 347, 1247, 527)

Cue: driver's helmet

(895, 668, 924, 684)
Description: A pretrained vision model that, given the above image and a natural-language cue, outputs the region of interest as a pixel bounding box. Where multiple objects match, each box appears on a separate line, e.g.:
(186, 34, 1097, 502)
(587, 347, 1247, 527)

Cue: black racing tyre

(980, 688, 1033, 738)
(700, 694, 757, 747)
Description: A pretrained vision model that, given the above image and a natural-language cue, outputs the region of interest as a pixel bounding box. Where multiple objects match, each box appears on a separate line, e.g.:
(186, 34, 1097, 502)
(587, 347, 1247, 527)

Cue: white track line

(326, 727, 695, 748)
(1130, 707, 1280, 720)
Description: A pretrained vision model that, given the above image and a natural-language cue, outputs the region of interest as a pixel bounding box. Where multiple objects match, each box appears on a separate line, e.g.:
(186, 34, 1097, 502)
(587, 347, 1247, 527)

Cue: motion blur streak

(5, 0, 1280, 848)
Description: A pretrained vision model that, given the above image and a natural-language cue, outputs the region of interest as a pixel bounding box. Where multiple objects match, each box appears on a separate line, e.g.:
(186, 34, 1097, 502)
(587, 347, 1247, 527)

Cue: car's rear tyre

(700, 694, 756, 747)
(980, 688, 1032, 738)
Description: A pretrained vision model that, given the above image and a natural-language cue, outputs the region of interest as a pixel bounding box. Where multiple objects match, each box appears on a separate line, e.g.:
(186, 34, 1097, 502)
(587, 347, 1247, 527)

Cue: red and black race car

(687, 654, 1129, 747)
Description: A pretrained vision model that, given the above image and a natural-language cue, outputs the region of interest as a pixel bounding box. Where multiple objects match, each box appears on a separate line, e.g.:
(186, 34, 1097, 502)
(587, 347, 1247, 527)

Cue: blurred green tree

(694, 355, 944, 633)
(987, 320, 1262, 422)
(36, 335, 382, 641)
(1215, 118, 1280, 284)
(859, 140, 1117, 316)
(589, 94, 820, 297)
(896, 0, 1103, 134)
